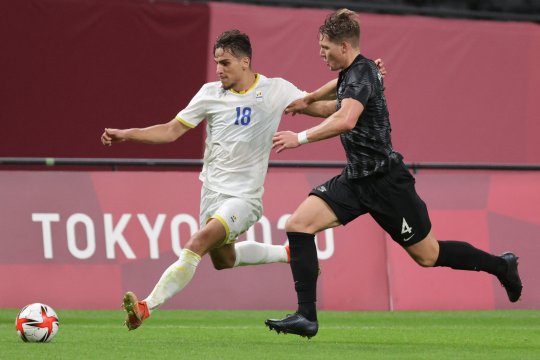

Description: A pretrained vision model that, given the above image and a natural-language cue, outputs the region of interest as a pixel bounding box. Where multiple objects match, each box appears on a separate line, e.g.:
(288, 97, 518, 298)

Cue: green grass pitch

(2, 309, 539, 359)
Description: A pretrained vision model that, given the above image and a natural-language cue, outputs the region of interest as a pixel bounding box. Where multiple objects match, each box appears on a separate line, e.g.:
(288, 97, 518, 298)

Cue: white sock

(233, 241, 288, 267)
(144, 248, 201, 312)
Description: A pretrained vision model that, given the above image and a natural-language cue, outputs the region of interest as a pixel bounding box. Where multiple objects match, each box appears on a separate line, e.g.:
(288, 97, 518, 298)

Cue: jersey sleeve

(341, 63, 374, 107)
(175, 84, 209, 128)
(275, 78, 307, 111)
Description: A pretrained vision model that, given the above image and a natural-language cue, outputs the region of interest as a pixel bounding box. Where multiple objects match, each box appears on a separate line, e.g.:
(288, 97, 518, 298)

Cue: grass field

(1, 308, 539, 359)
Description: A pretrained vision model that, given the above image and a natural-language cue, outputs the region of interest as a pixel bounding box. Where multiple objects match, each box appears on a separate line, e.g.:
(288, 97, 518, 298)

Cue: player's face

(214, 48, 248, 90)
(319, 35, 345, 71)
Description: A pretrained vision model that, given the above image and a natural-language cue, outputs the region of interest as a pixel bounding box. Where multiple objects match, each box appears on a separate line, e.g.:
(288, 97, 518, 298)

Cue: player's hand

(285, 98, 309, 116)
(374, 58, 387, 78)
(101, 128, 126, 146)
(272, 131, 300, 153)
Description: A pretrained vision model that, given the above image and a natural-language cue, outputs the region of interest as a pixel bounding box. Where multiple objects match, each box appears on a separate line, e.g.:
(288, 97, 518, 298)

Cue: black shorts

(310, 161, 431, 246)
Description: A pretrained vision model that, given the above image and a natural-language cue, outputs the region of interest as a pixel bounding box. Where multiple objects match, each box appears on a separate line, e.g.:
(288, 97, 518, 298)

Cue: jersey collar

(229, 73, 260, 95)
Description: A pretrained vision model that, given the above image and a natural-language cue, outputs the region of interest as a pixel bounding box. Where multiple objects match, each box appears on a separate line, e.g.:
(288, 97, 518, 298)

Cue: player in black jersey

(265, 8, 523, 339)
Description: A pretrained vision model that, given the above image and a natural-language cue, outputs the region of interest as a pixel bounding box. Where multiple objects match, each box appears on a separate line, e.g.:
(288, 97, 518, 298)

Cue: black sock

(434, 240, 506, 276)
(287, 232, 318, 322)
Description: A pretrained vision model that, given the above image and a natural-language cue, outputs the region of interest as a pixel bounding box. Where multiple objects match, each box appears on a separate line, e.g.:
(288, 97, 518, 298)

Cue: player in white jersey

(179, 73, 304, 200)
(101, 29, 386, 330)
(101, 30, 308, 331)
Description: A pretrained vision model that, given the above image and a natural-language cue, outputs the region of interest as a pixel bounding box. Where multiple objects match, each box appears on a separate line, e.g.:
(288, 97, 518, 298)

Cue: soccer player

(101, 29, 386, 331)
(265, 9, 523, 339)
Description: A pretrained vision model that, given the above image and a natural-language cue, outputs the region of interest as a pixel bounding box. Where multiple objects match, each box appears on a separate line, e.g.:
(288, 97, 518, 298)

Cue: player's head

(213, 30, 253, 90)
(318, 9, 360, 71)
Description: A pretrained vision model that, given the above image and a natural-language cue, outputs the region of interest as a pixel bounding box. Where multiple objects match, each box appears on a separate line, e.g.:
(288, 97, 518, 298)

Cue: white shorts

(200, 186, 263, 246)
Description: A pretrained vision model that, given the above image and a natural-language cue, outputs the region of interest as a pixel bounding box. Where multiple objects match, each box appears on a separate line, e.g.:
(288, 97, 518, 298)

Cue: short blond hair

(319, 8, 360, 47)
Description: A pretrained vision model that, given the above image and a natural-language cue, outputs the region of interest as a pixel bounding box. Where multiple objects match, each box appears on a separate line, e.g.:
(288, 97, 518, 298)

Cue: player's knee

(285, 214, 309, 233)
(413, 255, 437, 268)
(213, 263, 232, 270)
(406, 232, 439, 268)
(211, 258, 234, 270)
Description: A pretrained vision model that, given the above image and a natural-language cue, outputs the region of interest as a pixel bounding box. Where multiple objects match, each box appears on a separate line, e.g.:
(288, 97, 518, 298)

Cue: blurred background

(214, 0, 540, 21)
(0, 0, 538, 311)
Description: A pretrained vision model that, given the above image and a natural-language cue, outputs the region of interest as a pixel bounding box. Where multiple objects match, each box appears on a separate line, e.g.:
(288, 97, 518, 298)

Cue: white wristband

(297, 131, 309, 145)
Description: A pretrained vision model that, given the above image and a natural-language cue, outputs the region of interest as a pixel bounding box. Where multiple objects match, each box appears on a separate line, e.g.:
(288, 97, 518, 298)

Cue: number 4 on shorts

(401, 217, 412, 235)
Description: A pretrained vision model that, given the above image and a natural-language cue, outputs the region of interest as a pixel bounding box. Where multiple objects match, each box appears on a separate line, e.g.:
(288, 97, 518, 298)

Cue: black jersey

(336, 54, 403, 178)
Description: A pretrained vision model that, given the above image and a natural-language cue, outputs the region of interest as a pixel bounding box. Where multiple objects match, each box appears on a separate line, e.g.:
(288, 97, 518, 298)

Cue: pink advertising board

(1, 170, 538, 311)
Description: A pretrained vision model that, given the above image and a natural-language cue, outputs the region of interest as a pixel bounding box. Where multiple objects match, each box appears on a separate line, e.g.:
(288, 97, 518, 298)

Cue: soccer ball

(15, 303, 59, 342)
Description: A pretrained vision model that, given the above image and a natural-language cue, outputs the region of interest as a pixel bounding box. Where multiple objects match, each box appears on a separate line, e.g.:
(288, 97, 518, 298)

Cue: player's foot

(497, 252, 523, 302)
(285, 245, 291, 263)
(265, 313, 318, 339)
(122, 291, 150, 331)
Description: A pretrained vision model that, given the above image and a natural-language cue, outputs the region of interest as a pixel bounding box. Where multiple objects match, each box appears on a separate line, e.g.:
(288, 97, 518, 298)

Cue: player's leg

(233, 241, 290, 267)
(210, 241, 289, 269)
(143, 218, 225, 308)
(122, 219, 226, 330)
(377, 162, 522, 302)
(201, 194, 289, 269)
(404, 231, 522, 302)
(286, 194, 340, 319)
(265, 194, 341, 339)
(405, 230, 502, 270)
(135, 186, 229, 320)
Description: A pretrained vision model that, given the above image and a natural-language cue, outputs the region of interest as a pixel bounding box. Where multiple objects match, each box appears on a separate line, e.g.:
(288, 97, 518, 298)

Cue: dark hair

(319, 8, 360, 47)
(213, 29, 252, 60)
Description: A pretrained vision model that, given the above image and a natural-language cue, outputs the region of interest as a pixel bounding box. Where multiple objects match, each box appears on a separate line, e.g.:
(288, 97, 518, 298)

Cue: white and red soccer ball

(15, 303, 59, 343)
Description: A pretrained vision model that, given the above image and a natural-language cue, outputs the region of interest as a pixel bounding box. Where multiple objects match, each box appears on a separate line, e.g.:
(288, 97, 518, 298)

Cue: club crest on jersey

(256, 91, 263, 102)
(230, 215, 238, 223)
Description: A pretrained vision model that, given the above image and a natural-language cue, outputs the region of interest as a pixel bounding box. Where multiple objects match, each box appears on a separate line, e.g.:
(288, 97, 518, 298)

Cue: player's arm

(101, 118, 191, 146)
(285, 58, 386, 117)
(309, 78, 338, 101)
(272, 98, 363, 153)
(285, 79, 337, 115)
(285, 59, 386, 117)
(300, 100, 337, 118)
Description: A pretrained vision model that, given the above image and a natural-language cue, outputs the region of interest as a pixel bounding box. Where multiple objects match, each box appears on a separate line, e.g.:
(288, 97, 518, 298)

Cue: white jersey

(176, 74, 305, 198)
